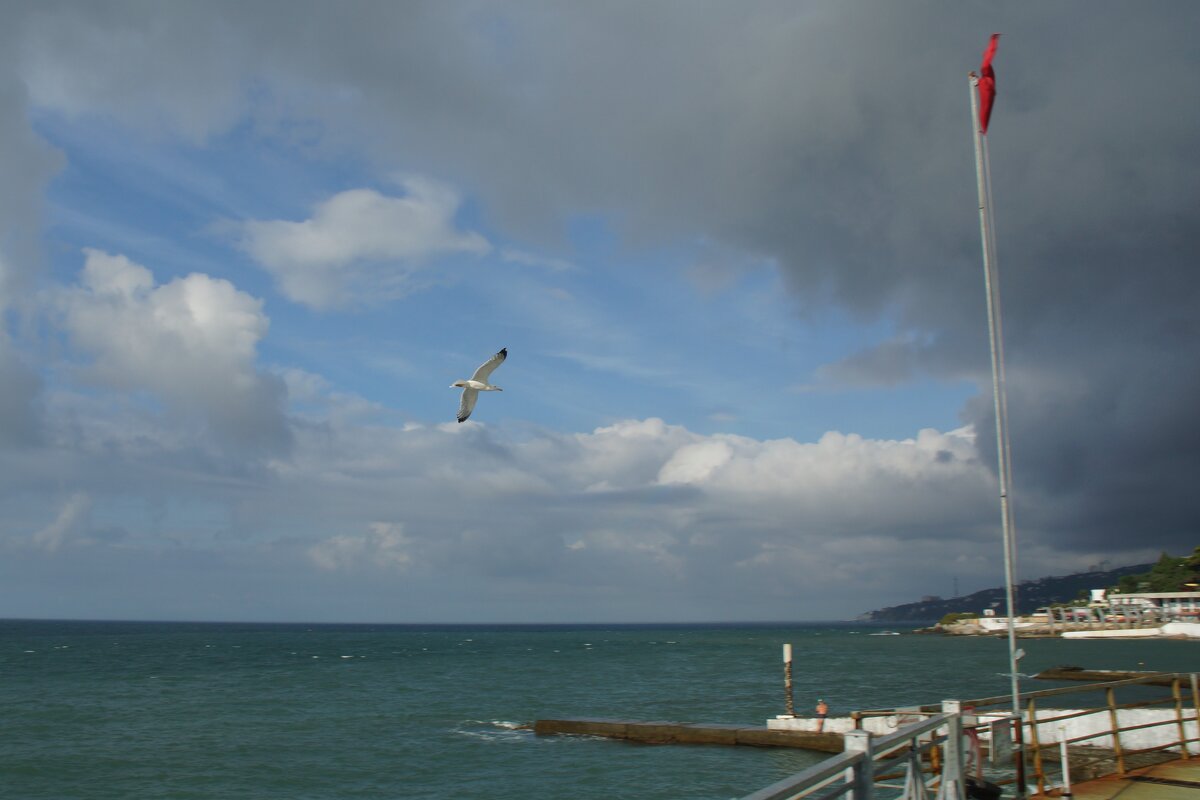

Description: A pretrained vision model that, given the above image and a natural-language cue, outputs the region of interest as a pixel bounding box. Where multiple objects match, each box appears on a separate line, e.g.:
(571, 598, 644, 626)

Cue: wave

(454, 719, 534, 743)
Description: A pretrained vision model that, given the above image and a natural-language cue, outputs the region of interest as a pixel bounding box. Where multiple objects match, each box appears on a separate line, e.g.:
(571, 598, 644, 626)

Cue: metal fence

(963, 671, 1200, 796)
(741, 706, 970, 800)
(740, 672, 1200, 800)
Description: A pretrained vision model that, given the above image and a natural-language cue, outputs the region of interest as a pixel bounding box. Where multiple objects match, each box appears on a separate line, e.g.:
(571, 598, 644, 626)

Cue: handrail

(871, 713, 953, 753)
(1012, 672, 1200, 793)
(962, 672, 1185, 708)
(853, 673, 1185, 717)
(740, 712, 958, 800)
(741, 673, 1200, 800)
(740, 750, 865, 800)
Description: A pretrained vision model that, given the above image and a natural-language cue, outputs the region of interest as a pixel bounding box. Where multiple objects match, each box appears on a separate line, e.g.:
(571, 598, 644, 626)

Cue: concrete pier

(533, 718, 844, 752)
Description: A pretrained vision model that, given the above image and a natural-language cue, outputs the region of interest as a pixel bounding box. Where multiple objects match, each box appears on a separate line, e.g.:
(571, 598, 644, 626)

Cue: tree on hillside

(1112, 548, 1200, 594)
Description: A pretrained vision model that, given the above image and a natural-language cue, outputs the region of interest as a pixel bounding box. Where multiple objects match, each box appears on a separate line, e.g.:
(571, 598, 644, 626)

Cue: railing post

(1174, 677, 1190, 758)
(939, 702, 966, 800)
(1027, 697, 1045, 795)
(904, 741, 931, 800)
(1013, 706, 1028, 798)
(1191, 673, 1200, 758)
(844, 730, 875, 800)
(1106, 686, 1126, 774)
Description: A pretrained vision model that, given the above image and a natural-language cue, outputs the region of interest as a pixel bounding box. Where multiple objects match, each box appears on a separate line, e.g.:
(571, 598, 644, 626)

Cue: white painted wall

(770, 708, 1199, 753)
(1027, 708, 1198, 752)
(1062, 621, 1200, 639)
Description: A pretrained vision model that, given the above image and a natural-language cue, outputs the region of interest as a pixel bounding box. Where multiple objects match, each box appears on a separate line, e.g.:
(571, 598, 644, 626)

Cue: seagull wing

(457, 387, 479, 423)
(470, 347, 507, 383)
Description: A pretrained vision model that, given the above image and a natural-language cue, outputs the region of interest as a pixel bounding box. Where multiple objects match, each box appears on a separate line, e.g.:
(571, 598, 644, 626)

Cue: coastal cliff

(859, 563, 1153, 622)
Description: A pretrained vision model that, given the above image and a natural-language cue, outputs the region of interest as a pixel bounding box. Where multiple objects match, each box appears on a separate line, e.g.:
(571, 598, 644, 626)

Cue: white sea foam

(453, 720, 532, 743)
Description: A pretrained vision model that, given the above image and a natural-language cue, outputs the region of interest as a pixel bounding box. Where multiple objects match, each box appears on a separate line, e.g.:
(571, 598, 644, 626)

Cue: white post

(940, 702, 967, 800)
(968, 72, 1025, 797)
(783, 643, 795, 717)
(844, 730, 874, 800)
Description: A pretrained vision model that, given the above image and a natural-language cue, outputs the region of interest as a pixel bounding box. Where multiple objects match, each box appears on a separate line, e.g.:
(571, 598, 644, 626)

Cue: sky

(1, 1, 1197, 623)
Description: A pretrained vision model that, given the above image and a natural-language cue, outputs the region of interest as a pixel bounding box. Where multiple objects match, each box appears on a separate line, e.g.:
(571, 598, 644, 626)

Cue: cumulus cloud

(253, 415, 1000, 617)
(3, 3, 1198, 619)
(0, 388, 1120, 620)
(58, 249, 289, 453)
(237, 176, 490, 309)
(309, 522, 415, 571)
(32, 492, 91, 551)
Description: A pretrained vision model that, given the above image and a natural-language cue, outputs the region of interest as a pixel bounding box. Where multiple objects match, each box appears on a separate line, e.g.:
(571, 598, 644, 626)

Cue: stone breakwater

(534, 718, 844, 752)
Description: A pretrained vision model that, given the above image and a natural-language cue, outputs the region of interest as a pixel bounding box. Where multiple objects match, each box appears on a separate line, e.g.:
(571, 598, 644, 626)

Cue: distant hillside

(860, 563, 1154, 623)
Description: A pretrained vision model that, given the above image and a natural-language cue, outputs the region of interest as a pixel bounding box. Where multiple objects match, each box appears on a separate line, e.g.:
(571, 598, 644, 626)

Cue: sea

(2, 619, 1197, 800)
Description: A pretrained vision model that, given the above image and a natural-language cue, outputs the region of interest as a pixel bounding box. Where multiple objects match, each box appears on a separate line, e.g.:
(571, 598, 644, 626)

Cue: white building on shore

(1107, 591, 1200, 619)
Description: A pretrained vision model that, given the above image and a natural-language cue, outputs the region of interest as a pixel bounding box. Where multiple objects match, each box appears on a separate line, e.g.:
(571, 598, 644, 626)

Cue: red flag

(977, 34, 1000, 134)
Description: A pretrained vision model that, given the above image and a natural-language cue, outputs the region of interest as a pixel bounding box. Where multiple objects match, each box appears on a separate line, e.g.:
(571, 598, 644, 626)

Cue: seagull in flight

(451, 347, 507, 423)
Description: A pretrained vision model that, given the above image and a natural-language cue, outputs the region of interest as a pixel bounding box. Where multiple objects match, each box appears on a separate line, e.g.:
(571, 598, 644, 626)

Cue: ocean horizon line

(1, 616, 917, 629)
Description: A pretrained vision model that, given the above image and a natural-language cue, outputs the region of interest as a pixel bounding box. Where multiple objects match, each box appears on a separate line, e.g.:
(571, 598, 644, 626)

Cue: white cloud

(237, 176, 490, 309)
(657, 440, 734, 485)
(32, 492, 91, 552)
(59, 249, 289, 452)
(0, 387, 1086, 620)
(309, 522, 415, 571)
(499, 248, 577, 273)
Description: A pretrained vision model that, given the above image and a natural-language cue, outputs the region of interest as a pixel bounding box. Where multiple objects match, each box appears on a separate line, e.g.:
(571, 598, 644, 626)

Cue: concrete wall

(770, 714, 920, 736)
(771, 708, 1198, 752)
(1062, 621, 1200, 639)
(1027, 708, 1198, 752)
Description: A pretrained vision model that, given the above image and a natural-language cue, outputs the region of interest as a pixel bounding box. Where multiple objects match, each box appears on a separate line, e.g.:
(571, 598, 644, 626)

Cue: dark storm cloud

(315, 3, 1198, 562)
(404, 3, 1200, 562)
(0, 338, 41, 446)
(8, 0, 1198, 584)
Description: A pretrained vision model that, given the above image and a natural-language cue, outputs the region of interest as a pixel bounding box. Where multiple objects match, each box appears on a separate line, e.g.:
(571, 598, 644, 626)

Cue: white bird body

(451, 347, 507, 422)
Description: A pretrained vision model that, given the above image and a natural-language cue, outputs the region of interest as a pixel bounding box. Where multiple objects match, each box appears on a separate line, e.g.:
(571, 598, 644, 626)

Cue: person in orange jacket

(815, 699, 829, 732)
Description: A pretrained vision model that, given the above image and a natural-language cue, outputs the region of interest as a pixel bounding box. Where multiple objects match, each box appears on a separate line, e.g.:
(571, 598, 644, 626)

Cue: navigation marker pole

(783, 643, 795, 716)
(969, 34, 1026, 797)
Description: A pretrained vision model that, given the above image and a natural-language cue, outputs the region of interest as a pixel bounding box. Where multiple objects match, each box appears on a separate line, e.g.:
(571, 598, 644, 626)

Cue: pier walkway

(1032, 756, 1200, 799)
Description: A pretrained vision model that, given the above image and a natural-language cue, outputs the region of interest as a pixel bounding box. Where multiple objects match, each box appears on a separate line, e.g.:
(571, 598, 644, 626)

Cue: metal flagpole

(969, 70, 1026, 797)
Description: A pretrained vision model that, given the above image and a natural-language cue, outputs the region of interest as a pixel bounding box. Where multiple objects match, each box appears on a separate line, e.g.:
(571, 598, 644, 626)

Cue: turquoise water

(2, 620, 1197, 799)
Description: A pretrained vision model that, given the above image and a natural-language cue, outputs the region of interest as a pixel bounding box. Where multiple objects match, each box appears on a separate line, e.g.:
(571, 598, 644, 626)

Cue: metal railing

(963, 671, 1200, 796)
(741, 705, 970, 800)
(742, 672, 1200, 800)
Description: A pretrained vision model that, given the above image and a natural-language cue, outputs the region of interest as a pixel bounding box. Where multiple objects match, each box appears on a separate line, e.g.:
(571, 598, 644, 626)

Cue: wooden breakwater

(534, 718, 844, 752)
